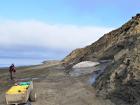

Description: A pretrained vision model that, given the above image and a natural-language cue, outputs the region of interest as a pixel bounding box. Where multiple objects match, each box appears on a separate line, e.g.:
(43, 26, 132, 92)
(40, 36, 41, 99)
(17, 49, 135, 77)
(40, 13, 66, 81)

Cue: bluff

(63, 14, 140, 105)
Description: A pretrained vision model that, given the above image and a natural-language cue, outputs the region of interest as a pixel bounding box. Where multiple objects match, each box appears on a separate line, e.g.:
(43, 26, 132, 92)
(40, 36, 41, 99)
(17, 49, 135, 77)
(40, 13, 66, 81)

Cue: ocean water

(0, 58, 45, 68)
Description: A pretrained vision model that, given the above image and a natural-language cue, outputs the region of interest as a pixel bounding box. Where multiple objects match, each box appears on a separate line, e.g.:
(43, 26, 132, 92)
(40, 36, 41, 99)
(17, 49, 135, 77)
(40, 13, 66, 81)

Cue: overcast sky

(0, 0, 140, 60)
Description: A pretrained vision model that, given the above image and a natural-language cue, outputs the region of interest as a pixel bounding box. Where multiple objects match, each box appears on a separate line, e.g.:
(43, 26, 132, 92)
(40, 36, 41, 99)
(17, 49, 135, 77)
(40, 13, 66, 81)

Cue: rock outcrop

(63, 14, 140, 65)
(63, 14, 140, 105)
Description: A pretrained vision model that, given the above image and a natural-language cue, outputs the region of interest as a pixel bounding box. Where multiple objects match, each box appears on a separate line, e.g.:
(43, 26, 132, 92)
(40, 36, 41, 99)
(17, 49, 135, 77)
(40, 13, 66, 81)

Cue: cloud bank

(0, 20, 113, 49)
(0, 19, 114, 59)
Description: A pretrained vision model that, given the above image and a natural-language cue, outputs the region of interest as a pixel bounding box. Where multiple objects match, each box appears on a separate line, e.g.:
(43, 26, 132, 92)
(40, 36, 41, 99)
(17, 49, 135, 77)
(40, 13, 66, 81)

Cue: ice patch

(73, 61, 99, 69)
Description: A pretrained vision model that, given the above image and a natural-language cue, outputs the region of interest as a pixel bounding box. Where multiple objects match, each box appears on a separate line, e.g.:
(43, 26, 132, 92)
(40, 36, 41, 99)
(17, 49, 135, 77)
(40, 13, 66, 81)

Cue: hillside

(63, 14, 140, 65)
(63, 14, 140, 105)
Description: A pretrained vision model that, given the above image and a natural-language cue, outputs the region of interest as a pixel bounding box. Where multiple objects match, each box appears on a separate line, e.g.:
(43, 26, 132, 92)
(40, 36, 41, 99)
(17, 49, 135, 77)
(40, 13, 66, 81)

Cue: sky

(0, 0, 140, 61)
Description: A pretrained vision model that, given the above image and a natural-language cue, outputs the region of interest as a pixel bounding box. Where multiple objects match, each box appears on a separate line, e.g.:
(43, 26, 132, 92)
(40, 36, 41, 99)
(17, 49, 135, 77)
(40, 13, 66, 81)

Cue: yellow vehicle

(5, 81, 36, 105)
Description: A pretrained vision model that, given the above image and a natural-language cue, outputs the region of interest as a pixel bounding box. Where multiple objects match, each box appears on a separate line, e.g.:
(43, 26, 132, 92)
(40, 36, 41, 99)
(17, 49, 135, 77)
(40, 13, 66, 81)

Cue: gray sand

(0, 62, 114, 105)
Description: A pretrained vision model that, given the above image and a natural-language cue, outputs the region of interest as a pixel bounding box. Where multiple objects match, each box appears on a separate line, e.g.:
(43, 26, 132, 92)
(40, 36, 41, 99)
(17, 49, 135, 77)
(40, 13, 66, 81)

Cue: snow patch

(73, 61, 99, 69)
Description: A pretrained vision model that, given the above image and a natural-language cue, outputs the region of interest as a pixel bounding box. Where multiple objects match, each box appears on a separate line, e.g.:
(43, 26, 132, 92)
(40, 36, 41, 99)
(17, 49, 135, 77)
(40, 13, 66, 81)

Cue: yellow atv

(5, 81, 36, 105)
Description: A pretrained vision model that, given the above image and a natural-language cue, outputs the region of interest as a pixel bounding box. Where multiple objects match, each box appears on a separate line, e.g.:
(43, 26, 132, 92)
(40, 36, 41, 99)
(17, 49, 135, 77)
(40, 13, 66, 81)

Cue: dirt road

(32, 65, 114, 105)
(0, 63, 114, 105)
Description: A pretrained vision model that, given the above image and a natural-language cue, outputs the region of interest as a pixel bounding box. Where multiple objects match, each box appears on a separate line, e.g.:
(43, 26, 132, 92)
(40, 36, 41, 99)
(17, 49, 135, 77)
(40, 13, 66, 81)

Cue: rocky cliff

(63, 14, 140, 105)
(63, 14, 140, 65)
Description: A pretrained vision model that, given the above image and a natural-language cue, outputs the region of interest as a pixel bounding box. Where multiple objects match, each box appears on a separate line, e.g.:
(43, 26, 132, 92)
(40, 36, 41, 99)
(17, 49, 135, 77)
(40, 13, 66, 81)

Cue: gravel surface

(0, 63, 114, 105)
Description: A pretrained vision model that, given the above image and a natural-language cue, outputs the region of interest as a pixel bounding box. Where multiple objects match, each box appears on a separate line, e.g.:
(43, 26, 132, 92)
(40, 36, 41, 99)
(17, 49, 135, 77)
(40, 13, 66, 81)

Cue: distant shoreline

(0, 60, 61, 70)
(0, 57, 46, 68)
(0, 63, 42, 69)
(42, 60, 60, 64)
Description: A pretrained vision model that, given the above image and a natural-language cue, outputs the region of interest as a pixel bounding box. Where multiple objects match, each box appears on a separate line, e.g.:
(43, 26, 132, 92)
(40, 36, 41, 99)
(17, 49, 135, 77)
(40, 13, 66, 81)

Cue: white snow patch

(73, 61, 99, 69)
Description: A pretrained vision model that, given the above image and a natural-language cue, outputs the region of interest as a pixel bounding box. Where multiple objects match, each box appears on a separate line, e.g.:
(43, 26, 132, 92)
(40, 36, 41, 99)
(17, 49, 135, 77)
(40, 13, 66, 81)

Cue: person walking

(9, 64, 16, 80)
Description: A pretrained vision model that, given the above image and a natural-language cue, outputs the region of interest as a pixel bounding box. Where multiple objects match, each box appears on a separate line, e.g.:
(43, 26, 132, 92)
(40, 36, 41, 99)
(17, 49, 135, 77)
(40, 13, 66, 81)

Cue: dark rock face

(95, 35, 140, 105)
(63, 14, 140, 105)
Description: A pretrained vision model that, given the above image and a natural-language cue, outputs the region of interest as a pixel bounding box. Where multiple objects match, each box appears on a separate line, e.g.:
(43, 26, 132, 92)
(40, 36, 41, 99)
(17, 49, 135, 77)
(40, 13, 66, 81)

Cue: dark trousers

(10, 71, 13, 80)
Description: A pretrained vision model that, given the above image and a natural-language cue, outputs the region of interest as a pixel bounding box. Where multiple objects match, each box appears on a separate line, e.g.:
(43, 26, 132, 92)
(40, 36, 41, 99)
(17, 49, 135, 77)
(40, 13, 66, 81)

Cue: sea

(0, 58, 45, 68)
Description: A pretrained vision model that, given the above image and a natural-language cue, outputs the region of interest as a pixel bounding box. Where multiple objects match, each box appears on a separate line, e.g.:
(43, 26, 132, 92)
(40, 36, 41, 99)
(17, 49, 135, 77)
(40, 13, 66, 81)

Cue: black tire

(25, 101, 32, 105)
(29, 90, 37, 102)
(20, 101, 31, 105)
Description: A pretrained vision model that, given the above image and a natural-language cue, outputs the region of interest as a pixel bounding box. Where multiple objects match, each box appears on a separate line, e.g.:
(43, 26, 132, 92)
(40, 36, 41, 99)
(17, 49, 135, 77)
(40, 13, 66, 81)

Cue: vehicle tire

(23, 101, 32, 105)
(29, 90, 37, 102)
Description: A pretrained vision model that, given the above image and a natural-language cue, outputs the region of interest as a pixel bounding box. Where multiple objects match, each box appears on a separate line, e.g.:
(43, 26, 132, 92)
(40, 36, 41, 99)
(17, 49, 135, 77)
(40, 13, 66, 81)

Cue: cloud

(0, 19, 114, 50)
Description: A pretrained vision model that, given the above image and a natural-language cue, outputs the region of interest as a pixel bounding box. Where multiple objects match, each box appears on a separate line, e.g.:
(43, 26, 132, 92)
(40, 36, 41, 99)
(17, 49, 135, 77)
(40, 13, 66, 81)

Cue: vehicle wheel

(20, 101, 31, 105)
(29, 90, 37, 102)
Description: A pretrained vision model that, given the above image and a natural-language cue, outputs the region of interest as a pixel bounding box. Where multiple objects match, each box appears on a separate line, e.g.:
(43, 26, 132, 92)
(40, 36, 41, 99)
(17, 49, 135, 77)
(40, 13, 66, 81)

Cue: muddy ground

(0, 62, 114, 105)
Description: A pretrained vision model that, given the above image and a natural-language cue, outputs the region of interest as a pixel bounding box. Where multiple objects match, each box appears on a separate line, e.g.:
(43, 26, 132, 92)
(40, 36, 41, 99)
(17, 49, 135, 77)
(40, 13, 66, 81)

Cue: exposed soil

(0, 62, 114, 105)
